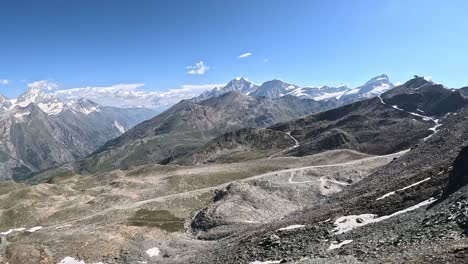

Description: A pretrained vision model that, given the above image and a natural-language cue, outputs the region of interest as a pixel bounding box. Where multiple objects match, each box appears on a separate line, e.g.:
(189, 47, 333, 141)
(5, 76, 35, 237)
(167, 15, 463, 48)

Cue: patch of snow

(376, 178, 431, 200)
(277, 224, 305, 231)
(57, 257, 105, 264)
(114, 120, 126, 133)
(424, 121, 442, 141)
(327, 240, 353, 250)
(333, 214, 376, 234)
(313, 91, 347, 101)
(333, 198, 436, 234)
(0, 228, 25, 235)
(287, 88, 307, 97)
(37, 101, 65, 115)
(13, 111, 31, 120)
(343, 88, 360, 95)
(378, 96, 442, 140)
(67, 103, 101, 115)
(362, 84, 391, 97)
(146, 247, 160, 257)
(55, 224, 73, 229)
(27, 226, 43, 232)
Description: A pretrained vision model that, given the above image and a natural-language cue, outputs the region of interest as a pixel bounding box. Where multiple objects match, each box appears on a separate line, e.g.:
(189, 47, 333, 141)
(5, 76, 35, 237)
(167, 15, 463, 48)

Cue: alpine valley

(1, 75, 468, 264)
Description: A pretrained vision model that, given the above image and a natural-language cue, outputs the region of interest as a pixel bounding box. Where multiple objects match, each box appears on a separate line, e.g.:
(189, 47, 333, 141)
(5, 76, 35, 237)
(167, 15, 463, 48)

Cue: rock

(4, 244, 54, 264)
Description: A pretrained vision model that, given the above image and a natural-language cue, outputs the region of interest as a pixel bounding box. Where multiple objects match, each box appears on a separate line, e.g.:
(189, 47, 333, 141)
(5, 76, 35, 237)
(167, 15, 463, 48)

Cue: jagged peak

(226, 77, 252, 86)
(364, 74, 390, 85)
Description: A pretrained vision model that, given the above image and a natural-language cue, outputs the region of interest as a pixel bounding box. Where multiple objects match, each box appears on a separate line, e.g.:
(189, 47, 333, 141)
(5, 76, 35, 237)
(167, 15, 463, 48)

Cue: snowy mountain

(286, 85, 349, 100)
(249, 79, 298, 98)
(195, 77, 258, 101)
(0, 89, 157, 180)
(196, 75, 394, 103)
(339, 74, 395, 103)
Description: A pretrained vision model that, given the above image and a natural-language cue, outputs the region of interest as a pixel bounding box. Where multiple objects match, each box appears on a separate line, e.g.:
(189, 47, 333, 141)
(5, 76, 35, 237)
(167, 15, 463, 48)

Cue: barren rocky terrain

(0, 149, 399, 264)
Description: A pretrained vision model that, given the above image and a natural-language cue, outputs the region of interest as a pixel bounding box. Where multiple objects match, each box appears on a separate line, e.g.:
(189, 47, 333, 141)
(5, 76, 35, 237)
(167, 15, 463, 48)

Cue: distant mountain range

(0, 87, 157, 180)
(175, 77, 468, 165)
(0, 74, 399, 180)
(46, 75, 399, 177)
(196, 74, 394, 103)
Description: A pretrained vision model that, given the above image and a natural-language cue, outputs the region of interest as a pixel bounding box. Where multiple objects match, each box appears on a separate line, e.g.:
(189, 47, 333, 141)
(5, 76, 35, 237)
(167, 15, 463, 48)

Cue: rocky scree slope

(192, 100, 468, 264)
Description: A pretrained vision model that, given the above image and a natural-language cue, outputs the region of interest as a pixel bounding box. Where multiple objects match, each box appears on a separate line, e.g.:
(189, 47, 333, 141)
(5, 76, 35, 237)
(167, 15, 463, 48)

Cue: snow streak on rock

(327, 240, 354, 250)
(333, 198, 437, 234)
(376, 177, 431, 200)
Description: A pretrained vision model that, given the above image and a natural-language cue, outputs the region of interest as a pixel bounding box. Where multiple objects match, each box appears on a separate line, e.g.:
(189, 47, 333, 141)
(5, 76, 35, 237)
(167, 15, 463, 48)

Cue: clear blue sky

(1, 0, 468, 98)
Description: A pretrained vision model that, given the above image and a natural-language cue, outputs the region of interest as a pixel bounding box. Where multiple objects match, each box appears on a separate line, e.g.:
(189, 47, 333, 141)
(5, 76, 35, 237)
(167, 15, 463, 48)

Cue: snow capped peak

(7, 88, 103, 116)
(66, 98, 102, 115)
(16, 87, 65, 115)
(234, 77, 249, 81)
(223, 77, 258, 94)
(365, 74, 390, 84)
(195, 75, 394, 102)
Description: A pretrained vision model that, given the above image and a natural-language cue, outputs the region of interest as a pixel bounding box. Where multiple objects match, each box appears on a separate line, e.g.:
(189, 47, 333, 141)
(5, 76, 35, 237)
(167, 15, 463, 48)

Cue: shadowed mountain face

(0, 88, 156, 180)
(75, 92, 340, 174)
(382, 77, 468, 116)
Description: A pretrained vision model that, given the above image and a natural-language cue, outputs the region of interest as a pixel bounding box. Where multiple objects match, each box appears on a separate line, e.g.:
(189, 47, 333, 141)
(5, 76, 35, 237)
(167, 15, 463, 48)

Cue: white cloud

(238, 52, 252, 58)
(27, 80, 59, 91)
(53, 82, 224, 110)
(186, 61, 209, 75)
(0, 79, 9, 85)
(424, 76, 433, 82)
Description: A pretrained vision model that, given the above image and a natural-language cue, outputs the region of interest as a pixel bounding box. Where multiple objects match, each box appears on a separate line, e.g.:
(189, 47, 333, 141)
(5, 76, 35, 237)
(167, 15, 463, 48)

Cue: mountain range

(196, 74, 394, 103)
(0, 87, 157, 180)
(1, 75, 468, 264)
(64, 74, 395, 175)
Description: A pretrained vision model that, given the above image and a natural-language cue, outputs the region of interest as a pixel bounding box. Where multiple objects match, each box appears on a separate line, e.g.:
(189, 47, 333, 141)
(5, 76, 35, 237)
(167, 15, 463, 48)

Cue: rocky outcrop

(445, 145, 468, 195)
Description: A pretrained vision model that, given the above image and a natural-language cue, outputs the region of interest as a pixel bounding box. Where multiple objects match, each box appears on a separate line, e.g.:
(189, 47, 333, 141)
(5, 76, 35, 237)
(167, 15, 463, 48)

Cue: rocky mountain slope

(189, 79, 468, 263)
(0, 76, 467, 264)
(0, 88, 156, 180)
(75, 92, 340, 174)
(177, 77, 463, 165)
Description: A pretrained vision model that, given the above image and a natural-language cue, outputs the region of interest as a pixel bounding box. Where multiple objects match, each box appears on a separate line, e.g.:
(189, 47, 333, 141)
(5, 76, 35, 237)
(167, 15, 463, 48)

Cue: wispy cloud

(0, 79, 9, 85)
(53, 82, 224, 110)
(238, 52, 252, 58)
(263, 58, 269, 62)
(27, 80, 59, 90)
(186, 61, 209, 75)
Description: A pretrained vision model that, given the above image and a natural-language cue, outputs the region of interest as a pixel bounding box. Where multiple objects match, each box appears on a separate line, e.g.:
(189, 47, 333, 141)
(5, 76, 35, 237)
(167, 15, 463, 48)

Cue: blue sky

(1, 0, 468, 104)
